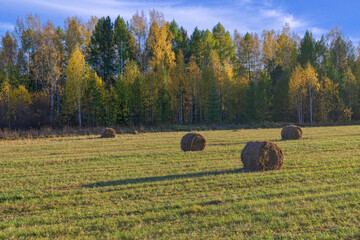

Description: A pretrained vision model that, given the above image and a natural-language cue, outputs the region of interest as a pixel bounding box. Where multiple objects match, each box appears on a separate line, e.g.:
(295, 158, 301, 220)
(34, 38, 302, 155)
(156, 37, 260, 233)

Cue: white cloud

(0, 22, 15, 31)
(261, 9, 282, 18)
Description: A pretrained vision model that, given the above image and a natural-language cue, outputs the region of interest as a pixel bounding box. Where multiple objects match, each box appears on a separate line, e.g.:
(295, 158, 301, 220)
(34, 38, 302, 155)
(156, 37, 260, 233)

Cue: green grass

(1, 126, 359, 239)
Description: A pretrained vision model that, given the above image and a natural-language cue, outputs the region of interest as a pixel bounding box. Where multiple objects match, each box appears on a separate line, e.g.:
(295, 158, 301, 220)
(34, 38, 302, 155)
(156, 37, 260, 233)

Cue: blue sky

(1, 0, 359, 44)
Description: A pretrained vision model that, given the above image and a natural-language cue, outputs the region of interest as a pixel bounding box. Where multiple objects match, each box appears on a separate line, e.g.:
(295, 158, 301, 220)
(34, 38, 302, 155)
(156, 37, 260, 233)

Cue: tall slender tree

(88, 16, 116, 87)
(64, 17, 84, 56)
(303, 63, 320, 124)
(130, 10, 148, 73)
(235, 31, 261, 82)
(42, 21, 63, 125)
(146, 16, 175, 124)
(289, 65, 306, 123)
(212, 22, 235, 63)
(114, 16, 136, 74)
(63, 45, 86, 126)
(298, 31, 316, 67)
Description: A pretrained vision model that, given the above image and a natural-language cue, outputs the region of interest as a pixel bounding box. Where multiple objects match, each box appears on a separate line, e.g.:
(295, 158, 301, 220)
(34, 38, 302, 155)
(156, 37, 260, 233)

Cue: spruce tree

(298, 31, 316, 67)
(88, 16, 116, 87)
(114, 16, 136, 74)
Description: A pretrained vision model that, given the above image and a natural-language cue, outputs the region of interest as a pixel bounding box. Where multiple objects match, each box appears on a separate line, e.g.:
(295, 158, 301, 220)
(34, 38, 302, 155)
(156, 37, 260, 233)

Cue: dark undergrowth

(1, 121, 359, 140)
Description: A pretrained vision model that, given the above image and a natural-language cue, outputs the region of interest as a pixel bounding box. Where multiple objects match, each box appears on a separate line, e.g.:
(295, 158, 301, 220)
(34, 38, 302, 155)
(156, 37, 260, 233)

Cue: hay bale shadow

(209, 142, 246, 146)
(201, 200, 226, 206)
(84, 168, 245, 188)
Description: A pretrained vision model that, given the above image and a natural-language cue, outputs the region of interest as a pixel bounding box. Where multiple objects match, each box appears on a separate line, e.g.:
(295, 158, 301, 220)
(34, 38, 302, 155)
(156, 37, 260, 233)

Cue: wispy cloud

(0, 22, 15, 32)
(349, 37, 360, 47)
(3, 0, 321, 37)
(310, 27, 327, 37)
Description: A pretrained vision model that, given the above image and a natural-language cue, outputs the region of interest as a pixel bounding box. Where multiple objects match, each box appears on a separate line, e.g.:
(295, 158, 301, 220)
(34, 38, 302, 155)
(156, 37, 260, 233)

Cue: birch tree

(130, 10, 148, 73)
(303, 63, 320, 124)
(289, 65, 306, 123)
(64, 45, 86, 126)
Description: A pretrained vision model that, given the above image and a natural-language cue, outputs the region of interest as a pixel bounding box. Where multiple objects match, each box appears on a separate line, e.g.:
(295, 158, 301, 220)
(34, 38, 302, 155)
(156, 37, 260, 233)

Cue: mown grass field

(1, 126, 360, 239)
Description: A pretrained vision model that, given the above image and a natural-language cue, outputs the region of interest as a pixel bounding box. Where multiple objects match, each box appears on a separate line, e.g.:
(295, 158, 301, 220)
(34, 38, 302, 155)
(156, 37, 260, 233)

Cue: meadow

(1, 126, 359, 239)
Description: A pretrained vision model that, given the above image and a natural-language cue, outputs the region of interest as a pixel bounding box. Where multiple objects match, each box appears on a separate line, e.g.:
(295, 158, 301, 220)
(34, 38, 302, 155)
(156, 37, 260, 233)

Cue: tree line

(0, 10, 359, 129)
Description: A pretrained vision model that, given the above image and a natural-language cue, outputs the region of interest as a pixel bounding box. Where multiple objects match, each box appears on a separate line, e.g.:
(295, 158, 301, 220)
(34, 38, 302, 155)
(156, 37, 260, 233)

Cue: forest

(0, 10, 359, 129)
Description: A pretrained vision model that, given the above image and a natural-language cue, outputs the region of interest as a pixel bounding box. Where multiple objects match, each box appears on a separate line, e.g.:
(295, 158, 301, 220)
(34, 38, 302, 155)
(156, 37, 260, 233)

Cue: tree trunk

(78, 100, 82, 127)
(309, 88, 313, 124)
(199, 95, 203, 124)
(189, 98, 193, 124)
(93, 98, 97, 125)
(301, 103, 304, 124)
(297, 100, 301, 124)
(349, 93, 352, 122)
(322, 97, 325, 123)
(151, 85, 154, 125)
(248, 60, 251, 82)
(220, 94, 224, 123)
(194, 81, 198, 123)
(50, 81, 54, 126)
(297, 95, 304, 124)
(179, 81, 183, 125)
(56, 84, 61, 124)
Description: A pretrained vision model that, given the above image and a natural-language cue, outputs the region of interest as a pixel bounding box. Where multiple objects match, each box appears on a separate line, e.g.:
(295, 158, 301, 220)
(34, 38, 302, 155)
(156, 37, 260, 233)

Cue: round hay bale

(281, 125, 302, 140)
(101, 128, 116, 138)
(241, 141, 284, 171)
(181, 132, 206, 152)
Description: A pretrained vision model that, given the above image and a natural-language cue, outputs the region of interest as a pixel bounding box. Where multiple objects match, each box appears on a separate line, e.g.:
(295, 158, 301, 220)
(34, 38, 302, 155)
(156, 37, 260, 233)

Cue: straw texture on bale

(181, 133, 206, 151)
(281, 125, 302, 140)
(241, 141, 284, 171)
(101, 128, 116, 138)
